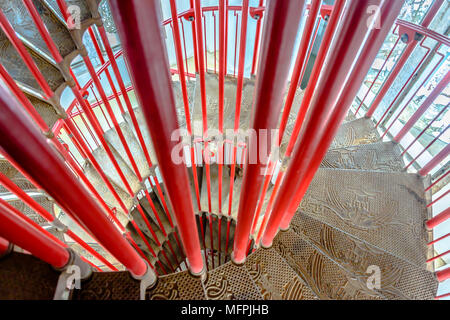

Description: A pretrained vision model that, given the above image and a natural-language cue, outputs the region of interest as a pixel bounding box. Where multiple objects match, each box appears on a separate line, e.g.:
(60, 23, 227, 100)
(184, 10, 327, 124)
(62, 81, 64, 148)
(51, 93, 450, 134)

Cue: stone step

(0, 28, 65, 100)
(104, 121, 150, 181)
(91, 145, 141, 195)
(146, 269, 206, 300)
(192, 72, 255, 135)
(0, 158, 37, 194)
(139, 191, 173, 236)
(130, 206, 165, 249)
(71, 271, 141, 300)
(331, 117, 380, 148)
(322, 141, 405, 172)
(245, 247, 318, 300)
(200, 164, 231, 215)
(123, 108, 158, 166)
(300, 168, 431, 269)
(273, 229, 384, 300)
(83, 161, 134, 217)
(0, 252, 60, 300)
(290, 212, 438, 300)
(1, 0, 77, 62)
(172, 80, 196, 129)
(221, 166, 244, 220)
(202, 260, 264, 300)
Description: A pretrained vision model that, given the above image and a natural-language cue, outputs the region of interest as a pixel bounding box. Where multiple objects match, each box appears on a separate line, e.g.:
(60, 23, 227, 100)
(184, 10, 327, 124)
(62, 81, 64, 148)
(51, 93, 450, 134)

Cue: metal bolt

(401, 33, 409, 44)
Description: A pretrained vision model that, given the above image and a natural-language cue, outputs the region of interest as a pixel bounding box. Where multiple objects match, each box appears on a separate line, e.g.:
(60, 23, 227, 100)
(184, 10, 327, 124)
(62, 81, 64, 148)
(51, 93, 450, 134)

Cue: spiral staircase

(0, 0, 448, 300)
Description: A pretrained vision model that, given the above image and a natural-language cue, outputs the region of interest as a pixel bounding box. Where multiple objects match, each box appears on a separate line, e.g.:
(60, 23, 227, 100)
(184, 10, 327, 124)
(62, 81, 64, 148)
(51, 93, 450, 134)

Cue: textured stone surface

(72, 271, 140, 300)
(0, 30, 65, 95)
(322, 141, 404, 172)
(245, 248, 317, 300)
(104, 121, 150, 180)
(290, 212, 438, 300)
(91, 145, 141, 195)
(273, 230, 383, 300)
(331, 118, 380, 148)
(83, 161, 134, 216)
(203, 262, 263, 300)
(301, 168, 431, 269)
(146, 270, 206, 300)
(0, 252, 60, 300)
(0, 0, 76, 59)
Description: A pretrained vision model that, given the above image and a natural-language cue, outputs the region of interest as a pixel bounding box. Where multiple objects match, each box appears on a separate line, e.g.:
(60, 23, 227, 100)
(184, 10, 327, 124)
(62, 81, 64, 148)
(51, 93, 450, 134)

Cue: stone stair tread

(104, 121, 151, 180)
(322, 141, 405, 172)
(146, 270, 206, 300)
(0, 252, 60, 299)
(0, 0, 77, 60)
(0, 29, 65, 96)
(91, 145, 141, 195)
(139, 192, 173, 234)
(273, 229, 384, 300)
(202, 260, 263, 300)
(290, 212, 438, 300)
(301, 168, 431, 269)
(331, 118, 379, 148)
(83, 161, 134, 215)
(221, 167, 244, 219)
(123, 108, 158, 166)
(127, 221, 161, 263)
(71, 271, 140, 300)
(172, 80, 196, 129)
(200, 164, 231, 215)
(25, 93, 60, 129)
(192, 72, 255, 136)
(0, 157, 36, 193)
(130, 206, 165, 246)
(245, 247, 318, 300)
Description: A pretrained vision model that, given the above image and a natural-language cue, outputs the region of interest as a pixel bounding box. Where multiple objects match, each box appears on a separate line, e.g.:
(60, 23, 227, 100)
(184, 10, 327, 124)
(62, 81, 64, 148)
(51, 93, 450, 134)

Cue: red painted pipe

(365, 0, 444, 118)
(109, 0, 204, 275)
(80, 60, 134, 196)
(284, 0, 345, 157)
(427, 249, 450, 263)
(232, 0, 307, 264)
(88, 28, 126, 114)
(169, 0, 192, 135)
(218, 0, 226, 214)
(436, 267, 450, 282)
(428, 232, 450, 246)
(394, 71, 450, 143)
(0, 10, 53, 98)
(262, 0, 401, 245)
(0, 85, 147, 277)
(419, 144, 450, 176)
(193, 0, 213, 214)
(251, 0, 264, 76)
(0, 200, 69, 268)
(0, 236, 11, 256)
(280, 0, 405, 229)
(278, 0, 321, 143)
(97, 25, 154, 170)
(0, 64, 49, 133)
(426, 207, 450, 230)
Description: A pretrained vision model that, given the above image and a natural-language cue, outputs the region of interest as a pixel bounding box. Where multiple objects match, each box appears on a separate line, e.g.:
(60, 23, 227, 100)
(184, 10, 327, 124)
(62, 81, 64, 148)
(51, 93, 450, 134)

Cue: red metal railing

(0, 0, 448, 299)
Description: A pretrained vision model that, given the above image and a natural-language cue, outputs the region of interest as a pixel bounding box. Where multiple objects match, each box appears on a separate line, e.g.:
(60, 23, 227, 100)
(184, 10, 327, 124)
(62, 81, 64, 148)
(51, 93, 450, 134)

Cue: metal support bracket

(130, 261, 158, 300)
(53, 248, 93, 300)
